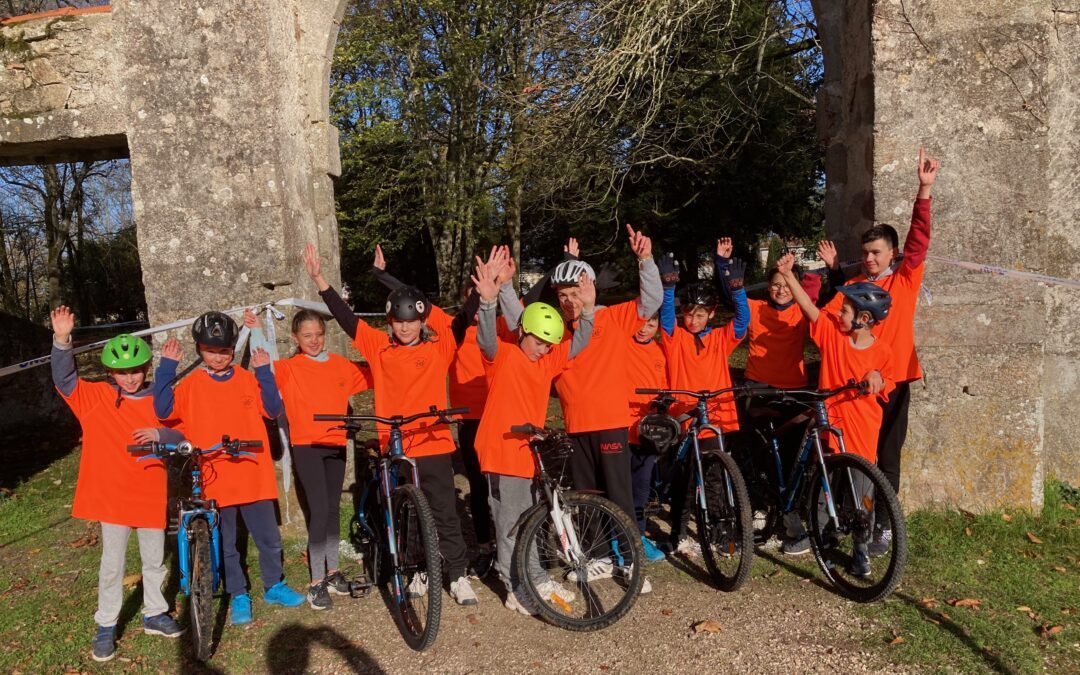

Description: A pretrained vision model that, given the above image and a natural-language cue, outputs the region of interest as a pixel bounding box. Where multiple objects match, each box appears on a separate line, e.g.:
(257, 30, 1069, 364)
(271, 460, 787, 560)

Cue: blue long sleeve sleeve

(714, 255, 735, 311)
(153, 358, 179, 419)
(660, 286, 676, 336)
(253, 363, 283, 419)
(731, 288, 750, 340)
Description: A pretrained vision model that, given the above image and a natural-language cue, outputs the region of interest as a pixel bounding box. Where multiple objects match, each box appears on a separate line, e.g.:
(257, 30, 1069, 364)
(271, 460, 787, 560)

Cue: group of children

(51, 148, 938, 660)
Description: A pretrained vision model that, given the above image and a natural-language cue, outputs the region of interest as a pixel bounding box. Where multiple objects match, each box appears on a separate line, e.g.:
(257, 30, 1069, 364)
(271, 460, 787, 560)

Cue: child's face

(635, 317, 659, 342)
(861, 237, 896, 277)
(555, 285, 583, 322)
(390, 318, 423, 345)
(110, 365, 148, 394)
(520, 333, 553, 361)
(293, 319, 325, 357)
(837, 300, 874, 333)
(768, 273, 793, 304)
(199, 344, 235, 372)
(681, 306, 714, 334)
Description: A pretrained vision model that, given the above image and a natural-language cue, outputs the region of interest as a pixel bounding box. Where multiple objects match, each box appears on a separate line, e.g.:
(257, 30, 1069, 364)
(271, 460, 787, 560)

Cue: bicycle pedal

(348, 577, 373, 598)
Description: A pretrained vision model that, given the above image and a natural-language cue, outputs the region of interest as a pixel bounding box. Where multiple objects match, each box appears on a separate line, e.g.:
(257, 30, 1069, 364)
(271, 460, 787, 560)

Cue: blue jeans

(220, 499, 285, 595)
(629, 444, 656, 535)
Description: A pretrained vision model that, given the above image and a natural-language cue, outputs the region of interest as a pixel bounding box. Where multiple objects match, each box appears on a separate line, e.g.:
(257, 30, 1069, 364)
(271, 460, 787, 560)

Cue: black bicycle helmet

(679, 281, 718, 310)
(638, 413, 681, 455)
(191, 311, 239, 348)
(386, 286, 430, 321)
(838, 282, 892, 323)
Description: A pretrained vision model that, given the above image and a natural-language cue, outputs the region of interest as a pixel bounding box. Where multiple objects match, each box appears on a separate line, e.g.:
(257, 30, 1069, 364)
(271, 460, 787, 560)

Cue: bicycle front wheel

(695, 451, 754, 591)
(189, 517, 215, 662)
(388, 484, 442, 650)
(806, 453, 907, 603)
(516, 492, 643, 631)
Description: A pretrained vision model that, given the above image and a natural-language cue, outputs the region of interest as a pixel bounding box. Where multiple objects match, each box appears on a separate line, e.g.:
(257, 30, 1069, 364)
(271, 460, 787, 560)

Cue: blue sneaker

(91, 625, 116, 662)
(143, 613, 185, 637)
(848, 544, 872, 578)
(264, 581, 305, 607)
(642, 537, 666, 563)
(230, 593, 253, 625)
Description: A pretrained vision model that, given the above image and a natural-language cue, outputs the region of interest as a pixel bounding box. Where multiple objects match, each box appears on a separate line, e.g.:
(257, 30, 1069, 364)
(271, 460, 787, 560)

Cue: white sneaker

(640, 577, 652, 594)
(566, 558, 614, 583)
(619, 564, 651, 594)
(504, 587, 539, 616)
(406, 572, 428, 598)
(676, 537, 702, 557)
(449, 576, 478, 606)
(536, 578, 576, 604)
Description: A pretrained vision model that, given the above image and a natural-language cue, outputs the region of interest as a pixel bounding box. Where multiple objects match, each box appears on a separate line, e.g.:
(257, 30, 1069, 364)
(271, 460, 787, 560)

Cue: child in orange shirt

(471, 254, 595, 615)
(776, 253, 894, 574)
(50, 307, 185, 662)
(303, 244, 477, 606)
(246, 308, 372, 610)
(153, 311, 306, 625)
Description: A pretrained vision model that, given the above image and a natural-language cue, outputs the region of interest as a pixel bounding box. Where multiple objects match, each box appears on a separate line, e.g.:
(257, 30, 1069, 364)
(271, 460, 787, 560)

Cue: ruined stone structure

(1, 1, 1076, 509)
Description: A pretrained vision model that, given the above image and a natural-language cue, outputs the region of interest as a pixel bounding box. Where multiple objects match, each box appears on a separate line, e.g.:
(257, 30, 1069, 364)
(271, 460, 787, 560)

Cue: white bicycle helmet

(550, 259, 596, 287)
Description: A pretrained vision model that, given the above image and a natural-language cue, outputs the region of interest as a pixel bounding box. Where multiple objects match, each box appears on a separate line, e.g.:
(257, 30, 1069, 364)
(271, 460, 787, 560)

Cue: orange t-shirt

(352, 306, 458, 457)
(810, 313, 895, 462)
(61, 382, 168, 529)
(475, 340, 572, 478)
(166, 369, 278, 508)
(744, 299, 810, 388)
(554, 301, 648, 434)
(660, 322, 744, 432)
(625, 337, 667, 445)
(274, 353, 372, 446)
(450, 319, 513, 420)
(825, 263, 924, 383)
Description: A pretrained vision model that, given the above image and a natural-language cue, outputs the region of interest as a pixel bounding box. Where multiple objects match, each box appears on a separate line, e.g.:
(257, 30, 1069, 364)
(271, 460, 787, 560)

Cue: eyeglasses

(768, 283, 787, 291)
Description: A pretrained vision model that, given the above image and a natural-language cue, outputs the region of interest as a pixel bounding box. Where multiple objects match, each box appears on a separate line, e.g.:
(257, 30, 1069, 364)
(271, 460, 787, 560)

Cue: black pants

(456, 419, 493, 546)
(416, 453, 469, 580)
(568, 428, 636, 523)
(220, 500, 284, 596)
(876, 380, 910, 495)
(629, 444, 656, 535)
(292, 445, 347, 582)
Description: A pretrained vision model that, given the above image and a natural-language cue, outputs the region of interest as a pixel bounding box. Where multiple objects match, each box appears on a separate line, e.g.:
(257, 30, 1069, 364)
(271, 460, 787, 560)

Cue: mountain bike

(127, 436, 260, 661)
(315, 405, 467, 651)
(509, 423, 643, 631)
(635, 386, 754, 591)
(732, 381, 907, 602)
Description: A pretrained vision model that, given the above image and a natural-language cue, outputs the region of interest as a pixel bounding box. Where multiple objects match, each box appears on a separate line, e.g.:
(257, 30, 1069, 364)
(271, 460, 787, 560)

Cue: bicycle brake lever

(136, 454, 160, 462)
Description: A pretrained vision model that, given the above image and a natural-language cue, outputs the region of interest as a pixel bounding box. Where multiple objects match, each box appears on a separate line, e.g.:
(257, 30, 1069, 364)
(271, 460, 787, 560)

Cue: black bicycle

(732, 381, 907, 602)
(636, 386, 754, 591)
(315, 405, 467, 651)
(509, 423, 643, 631)
(128, 437, 260, 661)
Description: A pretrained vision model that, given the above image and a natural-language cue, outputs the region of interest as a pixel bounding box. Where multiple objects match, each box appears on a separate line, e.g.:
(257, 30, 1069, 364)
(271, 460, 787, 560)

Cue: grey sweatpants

(95, 522, 169, 627)
(487, 474, 546, 593)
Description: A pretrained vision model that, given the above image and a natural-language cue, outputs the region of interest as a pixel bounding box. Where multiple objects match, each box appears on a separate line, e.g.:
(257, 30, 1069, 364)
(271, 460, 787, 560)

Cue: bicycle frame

(176, 455, 222, 596)
(530, 441, 587, 567)
(661, 398, 736, 530)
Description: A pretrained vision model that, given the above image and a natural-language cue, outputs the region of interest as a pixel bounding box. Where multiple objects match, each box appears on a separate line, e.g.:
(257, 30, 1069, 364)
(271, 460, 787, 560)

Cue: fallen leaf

(1062, 607, 1074, 615)
(1053, 566, 1068, 573)
(1062, 503, 1076, 511)
(599, 666, 611, 672)
(1038, 624, 1064, 639)
(924, 616, 941, 626)
(948, 598, 982, 609)
(889, 636, 905, 646)
(466, 614, 479, 625)
(764, 569, 781, 579)
(964, 527, 972, 537)
(52, 479, 62, 486)
(918, 597, 939, 609)
(661, 608, 674, 616)
(960, 508, 977, 519)
(940, 612, 952, 621)
(1026, 532, 1043, 545)
(68, 531, 99, 548)
(1001, 514, 1013, 522)
(1016, 606, 1033, 613)
(692, 619, 723, 634)
(122, 573, 142, 588)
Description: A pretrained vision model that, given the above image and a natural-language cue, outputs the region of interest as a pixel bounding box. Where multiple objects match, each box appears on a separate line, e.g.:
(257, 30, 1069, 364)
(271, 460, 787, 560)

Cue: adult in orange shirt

(777, 252, 894, 576)
(304, 244, 478, 606)
(818, 148, 939, 556)
(471, 255, 594, 615)
(154, 311, 306, 625)
(50, 306, 185, 662)
(246, 308, 372, 610)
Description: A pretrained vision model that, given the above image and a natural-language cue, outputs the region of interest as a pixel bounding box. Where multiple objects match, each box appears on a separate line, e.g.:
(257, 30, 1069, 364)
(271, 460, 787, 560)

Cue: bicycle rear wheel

(806, 453, 907, 602)
(388, 484, 442, 650)
(189, 517, 215, 662)
(695, 451, 754, 591)
(516, 492, 643, 631)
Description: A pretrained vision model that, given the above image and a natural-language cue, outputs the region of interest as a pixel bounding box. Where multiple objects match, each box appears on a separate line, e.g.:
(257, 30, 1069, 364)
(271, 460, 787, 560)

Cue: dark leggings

(629, 444, 656, 535)
(292, 445, 347, 582)
(457, 419, 493, 545)
(875, 381, 910, 523)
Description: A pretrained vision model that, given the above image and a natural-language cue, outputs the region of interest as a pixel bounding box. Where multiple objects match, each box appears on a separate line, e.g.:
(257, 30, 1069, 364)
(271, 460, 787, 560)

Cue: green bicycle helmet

(101, 333, 152, 369)
(520, 302, 565, 345)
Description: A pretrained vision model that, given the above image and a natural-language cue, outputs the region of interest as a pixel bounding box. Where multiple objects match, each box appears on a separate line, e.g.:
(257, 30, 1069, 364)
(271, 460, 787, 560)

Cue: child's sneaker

(468, 547, 495, 579)
(91, 625, 116, 662)
(264, 581, 305, 607)
(449, 576, 478, 606)
(307, 580, 332, 610)
(675, 537, 702, 558)
(142, 613, 185, 637)
(325, 570, 351, 596)
(868, 526, 892, 558)
(848, 544, 872, 578)
(504, 586, 539, 616)
(406, 572, 428, 598)
(565, 558, 614, 583)
(642, 537, 666, 563)
(781, 535, 811, 556)
(230, 594, 253, 625)
(536, 578, 576, 604)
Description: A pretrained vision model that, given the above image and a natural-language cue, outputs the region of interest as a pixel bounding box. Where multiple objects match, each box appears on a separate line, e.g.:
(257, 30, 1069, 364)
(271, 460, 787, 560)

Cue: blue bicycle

(128, 436, 260, 661)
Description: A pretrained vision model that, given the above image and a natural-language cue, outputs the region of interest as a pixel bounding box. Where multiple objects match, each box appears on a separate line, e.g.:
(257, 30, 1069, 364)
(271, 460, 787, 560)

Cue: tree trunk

(42, 164, 65, 310)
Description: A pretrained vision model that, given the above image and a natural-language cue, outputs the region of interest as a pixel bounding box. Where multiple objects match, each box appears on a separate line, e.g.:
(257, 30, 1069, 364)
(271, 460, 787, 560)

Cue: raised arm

(568, 272, 596, 359)
(719, 257, 750, 340)
(472, 252, 502, 360)
(627, 225, 662, 318)
(777, 253, 818, 323)
(153, 337, 184, 419)
(494, 245, 525, 330)
(303, 243, 360, 338)
(371, 243, 407, 292)
(656, 253, 679, 336)
(713, 237, 735, 311)
(250, 347, 283, 419)
(49, 306, 78, 396)
(904, 147, 939, 270)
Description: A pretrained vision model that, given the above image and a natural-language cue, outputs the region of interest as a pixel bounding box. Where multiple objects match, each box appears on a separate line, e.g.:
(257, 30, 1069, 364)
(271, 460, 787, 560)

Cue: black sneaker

(325, 570, 350, 596)
(848, 544, 872, 578)
(307, 581, 332, 610)
(468, 549, 495, 579)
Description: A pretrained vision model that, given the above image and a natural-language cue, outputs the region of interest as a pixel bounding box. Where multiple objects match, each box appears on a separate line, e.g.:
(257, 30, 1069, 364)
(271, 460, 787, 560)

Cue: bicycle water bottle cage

(638, 413, 681, 455)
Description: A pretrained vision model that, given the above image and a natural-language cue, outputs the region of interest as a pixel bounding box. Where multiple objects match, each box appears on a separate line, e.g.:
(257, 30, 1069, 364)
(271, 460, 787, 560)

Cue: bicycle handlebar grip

(313, 414, 344, 421)
(635, 388, 661, 395)
(442, 407, 470, 417)
(238, 440, 263, 449)
(127, 443, 153, 453)
(510, 424, 538, 435)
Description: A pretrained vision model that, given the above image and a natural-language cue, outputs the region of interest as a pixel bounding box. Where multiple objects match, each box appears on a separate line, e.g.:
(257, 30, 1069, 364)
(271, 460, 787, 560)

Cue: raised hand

(725, 257, 747, 291)
(50, 305, 75, 342)
(494, 245, 516, 285)
(162, 337, 183, 362)
(243, 308, 259, 329)
(817, 240, 839, 270)
(917, 147, 940, 198)
(131, 428, 160, 444)
(776, 252, 796, 276)
(564, 237, 580, 258)
(470, 255, 500, 302)
(716, 237, 733, 260)
(250, 347, 271, 368)
(373, 244, 386, 271)
(626, 224, 653, 260)
(657, 252, 679, 288)
(578, 271, 597, 310)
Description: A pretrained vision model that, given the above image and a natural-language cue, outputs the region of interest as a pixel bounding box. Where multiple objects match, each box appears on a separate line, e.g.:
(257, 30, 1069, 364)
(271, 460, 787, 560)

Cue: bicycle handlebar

(738, 379, 869, 400)
(127, 437, 262, 459)
(314, 405, 470, 427)
(635, 382, 770, 400)
(510, 423, 544, 436)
